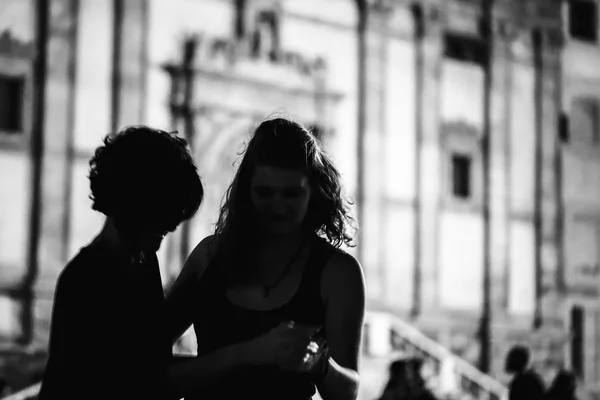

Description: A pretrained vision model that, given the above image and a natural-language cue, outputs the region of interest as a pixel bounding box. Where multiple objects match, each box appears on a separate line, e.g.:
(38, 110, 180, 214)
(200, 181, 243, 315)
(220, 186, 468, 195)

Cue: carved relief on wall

(159, 111, 254, 287)
(47, 0, 78, 76)
(0, 0, 34, 59)
(0, 0, 34, 143)
(192, 109, 256, 232)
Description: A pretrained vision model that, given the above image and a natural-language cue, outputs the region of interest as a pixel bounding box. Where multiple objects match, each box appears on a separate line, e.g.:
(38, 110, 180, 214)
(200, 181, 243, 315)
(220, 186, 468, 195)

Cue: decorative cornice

(0, 30, 35, 59)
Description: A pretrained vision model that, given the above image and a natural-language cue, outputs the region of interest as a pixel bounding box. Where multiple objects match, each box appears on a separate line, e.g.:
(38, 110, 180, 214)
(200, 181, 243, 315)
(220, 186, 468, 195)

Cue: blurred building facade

(1, 0, 600, 398)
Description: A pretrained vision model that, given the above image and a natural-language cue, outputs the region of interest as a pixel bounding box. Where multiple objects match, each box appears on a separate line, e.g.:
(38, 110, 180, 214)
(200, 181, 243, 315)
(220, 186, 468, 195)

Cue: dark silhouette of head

(378, 356, 426, 400)
(213, 117, 355, 281)
(88, 125, 203, 252)
(505, 345, 531, 374)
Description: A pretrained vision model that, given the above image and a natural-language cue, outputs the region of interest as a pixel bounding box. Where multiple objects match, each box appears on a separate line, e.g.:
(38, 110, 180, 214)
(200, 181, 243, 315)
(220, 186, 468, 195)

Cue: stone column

(31, 0, 79, 346)
(489, 23, 514, 318)
(361, 4, 389, 301)
(539, 27, 565, 323)
(111, 0, 148, 129)
(488, 20, 516, 376)
(412, 3, 443, 315)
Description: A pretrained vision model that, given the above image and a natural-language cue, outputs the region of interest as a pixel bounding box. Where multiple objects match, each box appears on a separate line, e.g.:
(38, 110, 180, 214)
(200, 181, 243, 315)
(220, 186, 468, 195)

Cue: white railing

(365, 310, 508, 400)
(0, 383, 40, 400)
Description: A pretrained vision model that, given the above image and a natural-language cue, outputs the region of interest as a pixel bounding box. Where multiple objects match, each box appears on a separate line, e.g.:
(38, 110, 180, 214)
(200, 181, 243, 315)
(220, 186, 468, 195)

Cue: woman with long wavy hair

(165, 117, 366, 400)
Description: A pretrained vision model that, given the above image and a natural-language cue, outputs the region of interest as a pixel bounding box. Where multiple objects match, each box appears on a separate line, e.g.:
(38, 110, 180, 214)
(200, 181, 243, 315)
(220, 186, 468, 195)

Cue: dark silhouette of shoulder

(510, 369, 546, 400)
(55, 246, 108, 298)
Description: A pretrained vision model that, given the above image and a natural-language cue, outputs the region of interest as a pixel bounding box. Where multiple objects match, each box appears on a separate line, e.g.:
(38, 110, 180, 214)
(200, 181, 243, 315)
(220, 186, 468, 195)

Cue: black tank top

(187, 235, 335, 400)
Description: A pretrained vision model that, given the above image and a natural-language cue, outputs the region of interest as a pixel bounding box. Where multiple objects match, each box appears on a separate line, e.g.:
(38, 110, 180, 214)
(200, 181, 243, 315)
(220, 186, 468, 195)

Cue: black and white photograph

(0, 0, 596, 399)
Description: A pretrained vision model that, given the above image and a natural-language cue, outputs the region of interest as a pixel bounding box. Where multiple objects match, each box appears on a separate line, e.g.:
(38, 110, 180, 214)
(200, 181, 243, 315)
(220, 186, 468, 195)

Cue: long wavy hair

(212, 117, 356, 283)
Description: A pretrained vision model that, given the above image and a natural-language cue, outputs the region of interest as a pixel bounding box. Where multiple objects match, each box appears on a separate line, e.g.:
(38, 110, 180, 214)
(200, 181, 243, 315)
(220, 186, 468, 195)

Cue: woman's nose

(266, 194, 286, 207)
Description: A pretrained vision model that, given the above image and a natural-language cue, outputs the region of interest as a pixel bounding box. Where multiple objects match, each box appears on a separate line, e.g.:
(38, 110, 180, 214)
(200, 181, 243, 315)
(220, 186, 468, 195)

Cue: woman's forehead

(251, 165, 309, 186)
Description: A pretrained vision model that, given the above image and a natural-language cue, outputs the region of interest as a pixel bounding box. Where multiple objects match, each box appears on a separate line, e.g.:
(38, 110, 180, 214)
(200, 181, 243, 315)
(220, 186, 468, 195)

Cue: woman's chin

(262, 223, 302, 237)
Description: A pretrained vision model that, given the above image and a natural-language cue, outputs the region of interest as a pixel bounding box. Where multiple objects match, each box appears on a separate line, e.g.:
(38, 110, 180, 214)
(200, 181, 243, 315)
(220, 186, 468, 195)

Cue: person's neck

(513, 368, 529, 377)
(259, 229, 309, 254)
(94, 217, 136, 258)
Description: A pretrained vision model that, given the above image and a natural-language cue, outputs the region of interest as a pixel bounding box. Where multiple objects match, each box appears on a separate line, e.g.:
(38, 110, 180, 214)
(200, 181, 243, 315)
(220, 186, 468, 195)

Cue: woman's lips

(267, 214, 291, 222)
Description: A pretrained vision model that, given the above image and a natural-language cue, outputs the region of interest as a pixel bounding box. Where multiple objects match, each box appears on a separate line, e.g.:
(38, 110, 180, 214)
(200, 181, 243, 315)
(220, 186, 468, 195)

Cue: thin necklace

(258, 240, 305, 297)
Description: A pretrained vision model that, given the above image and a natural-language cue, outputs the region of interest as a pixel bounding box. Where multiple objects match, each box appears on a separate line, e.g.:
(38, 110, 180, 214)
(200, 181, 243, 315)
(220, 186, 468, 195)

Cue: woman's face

(250, 165, 312, 236)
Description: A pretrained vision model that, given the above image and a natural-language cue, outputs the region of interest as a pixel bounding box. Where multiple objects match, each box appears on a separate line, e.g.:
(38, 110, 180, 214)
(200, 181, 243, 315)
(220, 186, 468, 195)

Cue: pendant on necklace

(131, 251, 146, 265)
(258, 240, 305, 298)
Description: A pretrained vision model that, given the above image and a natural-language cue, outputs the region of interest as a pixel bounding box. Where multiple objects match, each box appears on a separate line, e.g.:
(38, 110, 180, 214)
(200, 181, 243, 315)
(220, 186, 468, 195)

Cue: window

(569, 0, 598, 42)
(451, 154, 472, 199)
(0, 74, 24, 133)
(441, 122, 481, 209)
(570, 97, 599, 145)
(559, 113, 570, 143)
(570, 305, 585, 378)
(443, 33, 487, 65)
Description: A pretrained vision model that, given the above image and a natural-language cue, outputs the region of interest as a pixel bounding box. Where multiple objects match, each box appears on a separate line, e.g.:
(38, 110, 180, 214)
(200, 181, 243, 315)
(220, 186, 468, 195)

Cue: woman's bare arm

(166, 340, 252, 400)
(164, 235, 215, 343)
(316, 251, 366, 400)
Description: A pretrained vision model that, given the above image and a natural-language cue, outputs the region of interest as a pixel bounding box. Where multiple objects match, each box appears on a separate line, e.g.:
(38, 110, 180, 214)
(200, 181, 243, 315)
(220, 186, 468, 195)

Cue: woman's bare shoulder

(180, 234, 219, 281)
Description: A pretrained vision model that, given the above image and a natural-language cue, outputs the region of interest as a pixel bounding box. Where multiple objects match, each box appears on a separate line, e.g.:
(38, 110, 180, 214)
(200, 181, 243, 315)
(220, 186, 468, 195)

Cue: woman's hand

(241, 321, 322, 371)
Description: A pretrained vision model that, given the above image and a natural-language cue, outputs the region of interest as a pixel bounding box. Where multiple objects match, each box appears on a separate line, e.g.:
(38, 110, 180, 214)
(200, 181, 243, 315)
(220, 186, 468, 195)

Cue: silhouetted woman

(545, 370, 577, 400)
(39, 126, 205, 400)
(505, 345, 545, 400)
(166, 117, 366, 400)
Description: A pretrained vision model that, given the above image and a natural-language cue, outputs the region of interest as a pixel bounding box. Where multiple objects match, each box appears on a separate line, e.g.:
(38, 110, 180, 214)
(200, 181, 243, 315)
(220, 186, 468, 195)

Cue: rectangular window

(443, 33, 487, 65)
(569, 0, 598, 43)
(0, 74, 25, 133)
(559, 113, 570, 144)
(571, 305, 585, 379)
(451, 154, 472, 199)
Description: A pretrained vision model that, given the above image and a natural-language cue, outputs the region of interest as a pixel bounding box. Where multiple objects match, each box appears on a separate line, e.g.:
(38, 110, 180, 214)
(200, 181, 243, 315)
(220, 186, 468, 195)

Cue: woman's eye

(253, 187, 305, 198)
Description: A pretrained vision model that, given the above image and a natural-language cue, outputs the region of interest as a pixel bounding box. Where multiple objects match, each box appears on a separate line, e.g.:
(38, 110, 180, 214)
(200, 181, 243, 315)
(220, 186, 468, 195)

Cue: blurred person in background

(545, 369, 578, 400)
(38, 126, 208, 400)
(165, 117, 366, 400)
(376, 356, 438, 400)
(504, 345, 546, 400)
